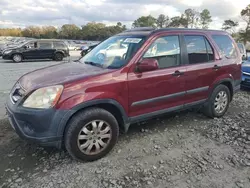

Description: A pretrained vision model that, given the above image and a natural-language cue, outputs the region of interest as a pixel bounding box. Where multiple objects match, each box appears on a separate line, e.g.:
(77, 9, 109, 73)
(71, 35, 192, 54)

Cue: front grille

(10, 82, 26, 104)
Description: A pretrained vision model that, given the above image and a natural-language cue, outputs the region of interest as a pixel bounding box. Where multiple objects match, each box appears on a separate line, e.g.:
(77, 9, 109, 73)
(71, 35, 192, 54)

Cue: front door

(22, 41, 39, 59)
(128, 35, 187, 118)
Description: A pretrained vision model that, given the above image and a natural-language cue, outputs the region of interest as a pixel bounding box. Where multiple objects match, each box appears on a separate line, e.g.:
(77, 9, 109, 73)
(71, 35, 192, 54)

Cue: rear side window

(184, 35, 215, 64)
(143, 36, 180, 69)
(54, 42, 66, 49)
(39, 42, 52, 49)
(212, 35, 237, 58)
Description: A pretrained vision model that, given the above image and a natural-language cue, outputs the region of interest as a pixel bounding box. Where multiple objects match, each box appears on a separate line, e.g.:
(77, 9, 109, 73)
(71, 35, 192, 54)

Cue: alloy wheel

(214, 91, 228, 114)
(13, 55, 21, 62)
(77, 120, 112, 155)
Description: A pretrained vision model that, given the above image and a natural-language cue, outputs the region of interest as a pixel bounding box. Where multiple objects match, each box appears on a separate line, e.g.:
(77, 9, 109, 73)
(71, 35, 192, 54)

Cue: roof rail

(124, 27, 155, 32)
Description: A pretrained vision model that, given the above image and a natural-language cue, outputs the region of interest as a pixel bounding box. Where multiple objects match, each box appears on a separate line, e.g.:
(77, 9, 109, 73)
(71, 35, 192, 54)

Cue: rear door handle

(212, 65, 221, 70)
(172, 70, 184, 77)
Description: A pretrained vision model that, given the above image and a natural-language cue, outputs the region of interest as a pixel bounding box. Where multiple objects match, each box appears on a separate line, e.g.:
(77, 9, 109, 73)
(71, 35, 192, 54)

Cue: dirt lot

(0, 90, 250, 188)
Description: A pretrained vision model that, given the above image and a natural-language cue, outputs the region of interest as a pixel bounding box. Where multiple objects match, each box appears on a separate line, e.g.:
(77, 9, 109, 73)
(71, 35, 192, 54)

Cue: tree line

(0, 4, 249, 43)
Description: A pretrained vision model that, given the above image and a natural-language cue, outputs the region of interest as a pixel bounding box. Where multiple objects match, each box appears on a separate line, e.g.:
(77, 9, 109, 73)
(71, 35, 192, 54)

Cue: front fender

(56, 98, 129, 137)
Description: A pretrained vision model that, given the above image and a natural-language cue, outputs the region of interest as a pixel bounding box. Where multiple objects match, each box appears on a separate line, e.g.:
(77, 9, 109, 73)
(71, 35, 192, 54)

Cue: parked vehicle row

(2, 39, 70, 62)
(6, 28, 242, 162)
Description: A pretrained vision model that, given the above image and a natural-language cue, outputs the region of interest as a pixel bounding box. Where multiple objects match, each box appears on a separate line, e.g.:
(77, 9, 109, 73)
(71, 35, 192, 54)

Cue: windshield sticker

(124, 38, 142, 43)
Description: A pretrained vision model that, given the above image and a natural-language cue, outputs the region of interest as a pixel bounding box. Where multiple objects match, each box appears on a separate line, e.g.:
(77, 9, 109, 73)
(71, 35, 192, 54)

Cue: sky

(0, 0, 249, 29)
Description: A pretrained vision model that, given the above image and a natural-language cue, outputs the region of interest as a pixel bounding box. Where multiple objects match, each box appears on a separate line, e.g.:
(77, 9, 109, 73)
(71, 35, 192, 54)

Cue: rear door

(211, 34, 241, 88)
(182, 34, 220, 104)
(37, 41, 54, 59)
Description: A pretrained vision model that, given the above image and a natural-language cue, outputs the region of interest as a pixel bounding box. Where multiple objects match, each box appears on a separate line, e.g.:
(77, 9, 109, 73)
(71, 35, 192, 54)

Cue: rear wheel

(203, 84, 230, 118)
(54, 53, 63, 61)
(65, 108, 119, 161)
(12, 54, 23, 63)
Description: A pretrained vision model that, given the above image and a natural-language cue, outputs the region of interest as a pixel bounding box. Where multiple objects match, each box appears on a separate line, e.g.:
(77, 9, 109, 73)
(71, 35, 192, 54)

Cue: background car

(96, 43, 128, 60)
(80, 44, 98, 57)
(2, 39, 69, 62)
(237, 43, 247, 60)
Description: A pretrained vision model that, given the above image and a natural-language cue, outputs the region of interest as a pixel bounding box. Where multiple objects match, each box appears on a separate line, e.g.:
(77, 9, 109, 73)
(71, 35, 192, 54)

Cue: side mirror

(242, 55, 247, 61)
(23, 45, 28, 49)
(136, 58, 159, 73)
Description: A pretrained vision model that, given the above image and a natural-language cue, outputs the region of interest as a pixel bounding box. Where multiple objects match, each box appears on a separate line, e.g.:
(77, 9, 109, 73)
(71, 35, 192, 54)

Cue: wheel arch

(58, 99, 130, 142)
(210, 78, 234, 101)
(11, 53, 23, 59)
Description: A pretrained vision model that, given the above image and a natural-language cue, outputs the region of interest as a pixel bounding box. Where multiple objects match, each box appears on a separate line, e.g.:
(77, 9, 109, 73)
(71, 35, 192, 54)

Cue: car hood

(19, 62, 112, 91)
(1, 47, 18, 51)
(242, 61, 250, 73)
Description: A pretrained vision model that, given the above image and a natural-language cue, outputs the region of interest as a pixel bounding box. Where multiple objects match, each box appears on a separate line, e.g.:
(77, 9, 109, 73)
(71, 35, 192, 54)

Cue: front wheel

(65, 108, 119, 161)
(203, 84, 230, 118)
(12, 54, 23, 63)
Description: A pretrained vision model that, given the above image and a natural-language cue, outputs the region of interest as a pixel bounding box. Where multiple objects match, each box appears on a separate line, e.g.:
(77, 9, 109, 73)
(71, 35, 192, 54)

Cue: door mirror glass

(137, 58, 159, 72)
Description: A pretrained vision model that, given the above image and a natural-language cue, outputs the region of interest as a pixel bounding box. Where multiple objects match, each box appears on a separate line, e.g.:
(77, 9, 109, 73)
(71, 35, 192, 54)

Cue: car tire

(203, 84, 230, 118)
(54, 53, 63, 61)
(65, 108, 119, 162)
(12, 54, 23, 63)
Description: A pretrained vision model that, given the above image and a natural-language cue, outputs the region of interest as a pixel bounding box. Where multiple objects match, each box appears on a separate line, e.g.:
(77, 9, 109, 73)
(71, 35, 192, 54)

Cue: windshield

(79, 35, 146, 69)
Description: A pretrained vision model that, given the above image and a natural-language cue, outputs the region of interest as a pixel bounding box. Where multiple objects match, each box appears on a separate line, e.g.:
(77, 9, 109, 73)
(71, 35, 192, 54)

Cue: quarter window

(184, 35, 214, 64)
(143, 36, 180, 69)
(54, 42, 66, 49)
(212, 35, 237, 58)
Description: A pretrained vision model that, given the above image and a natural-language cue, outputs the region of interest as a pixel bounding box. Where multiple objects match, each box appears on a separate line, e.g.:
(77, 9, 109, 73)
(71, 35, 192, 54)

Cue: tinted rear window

(184, 35, 215, 64)
(54, 42, 66, 49)
(212, 35, 237, 58)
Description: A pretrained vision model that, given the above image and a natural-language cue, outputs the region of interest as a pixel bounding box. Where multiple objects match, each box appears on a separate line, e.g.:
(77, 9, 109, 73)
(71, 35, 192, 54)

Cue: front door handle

(172, 70, 184, 77)
(212, 65, 221, 70)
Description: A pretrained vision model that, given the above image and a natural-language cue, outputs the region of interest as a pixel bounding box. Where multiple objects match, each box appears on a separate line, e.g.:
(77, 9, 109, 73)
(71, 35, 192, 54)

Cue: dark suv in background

(2, 39, 69, 62)
(6, 28, 241, 161)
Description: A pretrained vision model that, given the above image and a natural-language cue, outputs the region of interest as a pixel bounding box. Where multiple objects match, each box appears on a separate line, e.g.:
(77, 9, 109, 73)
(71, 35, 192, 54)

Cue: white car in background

(97, 43, 128, 60)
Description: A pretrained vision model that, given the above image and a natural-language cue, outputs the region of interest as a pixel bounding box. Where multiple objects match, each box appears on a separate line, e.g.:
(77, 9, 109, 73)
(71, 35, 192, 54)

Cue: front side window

(80, 36, 145, 69)
(212, 35, 237, 58)
(143, 36, 180, 69)
(39, 42, 52, 49)
(184, 35, 214, 64)
(25, 42, 37, 49)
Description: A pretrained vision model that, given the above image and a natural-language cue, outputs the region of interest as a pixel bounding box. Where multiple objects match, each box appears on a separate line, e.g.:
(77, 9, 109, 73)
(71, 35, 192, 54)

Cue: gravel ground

(0, 90, 250, 188)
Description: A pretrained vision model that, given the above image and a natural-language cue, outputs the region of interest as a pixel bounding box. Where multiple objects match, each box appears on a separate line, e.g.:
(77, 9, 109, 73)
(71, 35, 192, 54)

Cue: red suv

(6, 28, 241, 161)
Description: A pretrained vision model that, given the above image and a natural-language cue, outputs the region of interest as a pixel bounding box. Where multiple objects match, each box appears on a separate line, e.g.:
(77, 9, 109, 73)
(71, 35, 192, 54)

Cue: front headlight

(23, 85, 63, 109)
(4, 50, 12, 54)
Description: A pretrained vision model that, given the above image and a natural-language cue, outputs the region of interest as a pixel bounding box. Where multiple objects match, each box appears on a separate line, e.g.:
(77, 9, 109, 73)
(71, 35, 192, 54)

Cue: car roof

(28, 39, 65, 42)
(117, 27, 228, 36)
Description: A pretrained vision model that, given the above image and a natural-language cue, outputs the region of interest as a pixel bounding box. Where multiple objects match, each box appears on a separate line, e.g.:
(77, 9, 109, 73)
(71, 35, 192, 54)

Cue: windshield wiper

(84, 61, 104, 68)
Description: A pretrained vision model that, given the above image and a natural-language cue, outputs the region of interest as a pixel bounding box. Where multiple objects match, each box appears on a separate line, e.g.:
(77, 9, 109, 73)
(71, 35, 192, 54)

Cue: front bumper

(241, 72, 250, 88)
(2, 54, 12, 60)
(6, 96, 70, 148)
